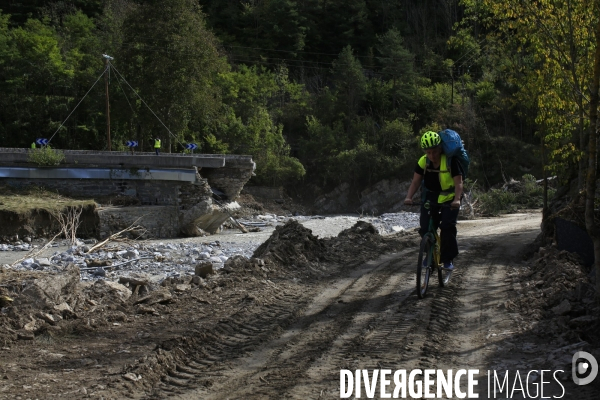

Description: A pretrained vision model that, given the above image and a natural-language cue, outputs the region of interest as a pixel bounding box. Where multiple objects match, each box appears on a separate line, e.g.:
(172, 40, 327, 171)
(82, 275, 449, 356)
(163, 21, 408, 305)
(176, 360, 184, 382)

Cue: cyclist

(404, 131, 463, 270)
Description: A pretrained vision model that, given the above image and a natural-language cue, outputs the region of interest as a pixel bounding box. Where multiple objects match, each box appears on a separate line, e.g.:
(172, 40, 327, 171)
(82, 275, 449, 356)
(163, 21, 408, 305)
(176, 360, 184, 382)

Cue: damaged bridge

(0, 148, 255, 238)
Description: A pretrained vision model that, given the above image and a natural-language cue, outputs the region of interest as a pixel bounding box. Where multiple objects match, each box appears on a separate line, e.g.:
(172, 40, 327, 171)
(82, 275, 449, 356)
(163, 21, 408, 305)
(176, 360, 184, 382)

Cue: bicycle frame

(416, 201, 451, 298)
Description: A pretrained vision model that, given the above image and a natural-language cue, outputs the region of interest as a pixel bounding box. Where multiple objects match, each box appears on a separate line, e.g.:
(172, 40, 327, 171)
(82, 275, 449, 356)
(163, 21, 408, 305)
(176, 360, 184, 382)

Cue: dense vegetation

(0, 0, 597, 196)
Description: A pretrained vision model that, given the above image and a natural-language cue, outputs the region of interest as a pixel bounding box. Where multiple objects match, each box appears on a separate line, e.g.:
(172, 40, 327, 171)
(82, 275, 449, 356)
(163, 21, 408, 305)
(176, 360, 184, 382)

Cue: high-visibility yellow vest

(418, 154, 455, 203)
(154, 139, 161, 149)
(31, 142, 36, 149)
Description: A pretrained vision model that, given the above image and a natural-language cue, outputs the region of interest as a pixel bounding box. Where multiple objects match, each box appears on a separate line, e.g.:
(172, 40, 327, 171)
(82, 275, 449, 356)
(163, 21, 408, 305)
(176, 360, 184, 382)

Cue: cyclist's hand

(404, 198, 413, 206)
(451, 199, 461, 209)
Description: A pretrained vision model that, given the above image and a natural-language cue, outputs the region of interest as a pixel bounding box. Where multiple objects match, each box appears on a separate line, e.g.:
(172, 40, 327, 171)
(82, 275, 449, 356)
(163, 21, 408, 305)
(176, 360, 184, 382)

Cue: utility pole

(103, 54, 114, 151)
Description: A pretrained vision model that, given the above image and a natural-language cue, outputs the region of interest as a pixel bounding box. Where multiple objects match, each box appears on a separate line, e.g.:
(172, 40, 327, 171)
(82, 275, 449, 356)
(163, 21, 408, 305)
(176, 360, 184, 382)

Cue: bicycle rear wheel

(416, 237, 432, 298)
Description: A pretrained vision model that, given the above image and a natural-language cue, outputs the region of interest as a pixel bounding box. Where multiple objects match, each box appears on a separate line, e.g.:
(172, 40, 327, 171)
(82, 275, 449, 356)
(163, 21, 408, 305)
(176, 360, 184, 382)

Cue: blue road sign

(126, 141, 138, 147)
(36, 138, 49, 146)
(185, 143, 198, 150)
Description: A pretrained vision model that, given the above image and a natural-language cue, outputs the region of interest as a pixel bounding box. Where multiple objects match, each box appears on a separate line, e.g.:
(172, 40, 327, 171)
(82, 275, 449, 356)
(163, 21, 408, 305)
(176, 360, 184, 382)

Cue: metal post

(103, 55, 113, 151)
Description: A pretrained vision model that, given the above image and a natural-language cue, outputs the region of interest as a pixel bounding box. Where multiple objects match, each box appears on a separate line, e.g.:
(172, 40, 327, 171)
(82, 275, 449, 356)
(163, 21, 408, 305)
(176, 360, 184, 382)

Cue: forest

(0, 0, 598, 197)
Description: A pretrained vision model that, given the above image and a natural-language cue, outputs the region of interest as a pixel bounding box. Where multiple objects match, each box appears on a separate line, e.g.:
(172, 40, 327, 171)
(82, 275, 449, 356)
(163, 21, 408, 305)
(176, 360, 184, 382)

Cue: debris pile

(508, 245, 599, 344)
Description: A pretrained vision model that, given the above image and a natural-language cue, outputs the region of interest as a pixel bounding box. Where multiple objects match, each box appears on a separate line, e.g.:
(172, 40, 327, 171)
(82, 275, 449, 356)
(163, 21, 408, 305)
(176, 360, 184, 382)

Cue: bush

(469, 174, 555, 216)
(476, 189, 518, 215)
(27, 146, 65, 166)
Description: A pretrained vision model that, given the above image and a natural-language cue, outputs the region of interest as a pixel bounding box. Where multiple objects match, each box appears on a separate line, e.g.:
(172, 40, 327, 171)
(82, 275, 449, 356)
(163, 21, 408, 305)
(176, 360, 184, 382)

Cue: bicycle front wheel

(438, 264, 451, 287)
(416, 237, 432, 298)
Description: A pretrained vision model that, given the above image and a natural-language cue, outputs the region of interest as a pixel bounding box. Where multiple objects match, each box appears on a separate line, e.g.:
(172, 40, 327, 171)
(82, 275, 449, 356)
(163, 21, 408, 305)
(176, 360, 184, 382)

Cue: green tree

(331, 45, 367, 130)
(117, 0, 227, 151)
(376, 28, 415, 112)
(0, 13, 76, 147)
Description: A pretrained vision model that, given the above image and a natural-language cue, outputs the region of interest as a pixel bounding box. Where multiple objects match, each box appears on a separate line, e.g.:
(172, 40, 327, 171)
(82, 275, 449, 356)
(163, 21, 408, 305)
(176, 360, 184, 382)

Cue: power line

(108, 61, 186, 150)
(48, 67, 106, 145)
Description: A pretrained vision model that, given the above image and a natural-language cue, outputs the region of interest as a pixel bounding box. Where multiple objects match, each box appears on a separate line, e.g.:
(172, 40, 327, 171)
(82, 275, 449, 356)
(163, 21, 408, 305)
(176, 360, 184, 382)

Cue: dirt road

(2, 211, 599, 399)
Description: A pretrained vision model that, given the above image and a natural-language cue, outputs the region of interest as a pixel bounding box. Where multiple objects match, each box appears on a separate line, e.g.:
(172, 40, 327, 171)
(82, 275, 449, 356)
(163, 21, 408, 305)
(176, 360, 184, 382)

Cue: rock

(37, 312, 57, 325)
(21, 258, 34, 266)
(35, 258, 52, 267)
(54, 302, 73, 313)
(23, 319, 43, 332)
(16, 265, 80, 309)
(124, 250, 139, 259)
(313, 182, 351, 214)
(122, 373, 142, 382)
(119, 274, 150, 287)
(96, 280, 131, 301)
(92, 267, 106, 277)
(195, 262, 214, 278)
(552, 299, 572, 316)
(197, 252, 210, 260)
(135, 304, 158, 315)
(174, 284, 191, 292)
(134, 290, 173, 306)
(17, 331, 34, 340)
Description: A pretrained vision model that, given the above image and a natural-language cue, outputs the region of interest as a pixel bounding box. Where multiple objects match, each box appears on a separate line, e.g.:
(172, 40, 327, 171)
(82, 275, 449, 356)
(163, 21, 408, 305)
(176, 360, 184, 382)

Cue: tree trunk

(585, 12, 600, 299)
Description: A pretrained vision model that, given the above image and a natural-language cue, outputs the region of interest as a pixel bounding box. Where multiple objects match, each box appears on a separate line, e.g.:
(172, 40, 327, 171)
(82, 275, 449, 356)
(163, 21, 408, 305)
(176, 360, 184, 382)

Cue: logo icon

(572, 351, 598, 385)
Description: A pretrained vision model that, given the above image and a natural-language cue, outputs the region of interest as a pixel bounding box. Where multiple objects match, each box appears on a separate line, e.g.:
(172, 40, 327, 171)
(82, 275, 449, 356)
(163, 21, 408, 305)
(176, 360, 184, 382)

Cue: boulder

(15, 265, 80, 309)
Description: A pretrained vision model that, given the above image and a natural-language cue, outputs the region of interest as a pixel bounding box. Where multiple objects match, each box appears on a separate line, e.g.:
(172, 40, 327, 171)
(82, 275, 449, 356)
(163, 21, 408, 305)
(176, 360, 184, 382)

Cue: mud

(0, 211, 599, 399)
(0, 206, 98, 239)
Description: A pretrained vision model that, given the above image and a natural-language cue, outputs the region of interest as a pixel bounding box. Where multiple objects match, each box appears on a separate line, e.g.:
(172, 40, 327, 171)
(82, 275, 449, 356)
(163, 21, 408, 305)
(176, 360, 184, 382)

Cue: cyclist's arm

(404, 172, 422, 205)
(452, 174, 463, 208)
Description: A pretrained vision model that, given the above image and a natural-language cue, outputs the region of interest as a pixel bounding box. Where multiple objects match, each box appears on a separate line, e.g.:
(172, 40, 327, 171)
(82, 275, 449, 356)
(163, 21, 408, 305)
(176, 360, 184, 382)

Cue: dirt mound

(252, 220, 327, 275)
(337, 220, 379, 237)
(508, 245, 599, 343)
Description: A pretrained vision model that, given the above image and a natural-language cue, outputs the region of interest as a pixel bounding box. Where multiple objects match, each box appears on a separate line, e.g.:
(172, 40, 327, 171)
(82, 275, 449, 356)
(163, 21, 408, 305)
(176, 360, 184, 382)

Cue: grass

(0, 185, 95, 215)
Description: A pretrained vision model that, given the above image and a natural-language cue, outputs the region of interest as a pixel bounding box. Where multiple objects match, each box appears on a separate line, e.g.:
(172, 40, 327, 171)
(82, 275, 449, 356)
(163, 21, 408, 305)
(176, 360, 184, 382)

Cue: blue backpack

(439, 129, 470, 179)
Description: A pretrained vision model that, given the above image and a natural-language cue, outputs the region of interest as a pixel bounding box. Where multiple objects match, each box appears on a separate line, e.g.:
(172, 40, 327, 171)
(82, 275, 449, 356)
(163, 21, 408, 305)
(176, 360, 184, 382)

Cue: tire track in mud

(163, 249, 419, 399)
(146, 285, 313, 398)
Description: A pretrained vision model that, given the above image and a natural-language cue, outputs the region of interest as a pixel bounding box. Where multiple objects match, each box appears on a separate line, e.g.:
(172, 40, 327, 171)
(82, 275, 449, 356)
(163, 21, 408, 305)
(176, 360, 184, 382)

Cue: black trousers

(419, 202, 459, 263)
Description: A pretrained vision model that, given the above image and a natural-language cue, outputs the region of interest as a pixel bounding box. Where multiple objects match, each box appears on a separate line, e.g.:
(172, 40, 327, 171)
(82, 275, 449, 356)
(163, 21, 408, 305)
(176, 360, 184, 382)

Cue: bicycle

(416, 201, 453, 298)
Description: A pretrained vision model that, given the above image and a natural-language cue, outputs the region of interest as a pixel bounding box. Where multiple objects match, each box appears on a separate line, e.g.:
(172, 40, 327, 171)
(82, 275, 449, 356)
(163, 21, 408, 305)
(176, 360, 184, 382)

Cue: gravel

(1, 212, 420, 283)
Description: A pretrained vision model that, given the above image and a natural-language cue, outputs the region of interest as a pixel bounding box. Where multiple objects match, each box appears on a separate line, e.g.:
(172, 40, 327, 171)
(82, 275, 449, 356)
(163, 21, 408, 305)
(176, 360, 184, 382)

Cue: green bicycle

(416, 201, 453, 298)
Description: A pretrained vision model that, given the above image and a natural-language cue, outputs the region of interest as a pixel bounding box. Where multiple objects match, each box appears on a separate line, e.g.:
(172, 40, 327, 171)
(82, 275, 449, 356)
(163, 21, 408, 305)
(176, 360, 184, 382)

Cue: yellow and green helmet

(420, 131, 441, 149)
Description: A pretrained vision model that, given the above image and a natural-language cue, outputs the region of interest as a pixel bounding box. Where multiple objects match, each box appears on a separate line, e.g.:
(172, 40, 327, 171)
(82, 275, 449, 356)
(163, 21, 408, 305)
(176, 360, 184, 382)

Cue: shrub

(27, 146, 65, 166)
(469, 174, 556, 216)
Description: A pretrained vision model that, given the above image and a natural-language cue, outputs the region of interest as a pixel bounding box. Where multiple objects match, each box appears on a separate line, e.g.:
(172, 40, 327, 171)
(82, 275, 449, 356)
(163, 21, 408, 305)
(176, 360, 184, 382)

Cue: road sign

(35, 138, 49, 146)
(126, 141, 138, 147)
(185, 143, 198, 150)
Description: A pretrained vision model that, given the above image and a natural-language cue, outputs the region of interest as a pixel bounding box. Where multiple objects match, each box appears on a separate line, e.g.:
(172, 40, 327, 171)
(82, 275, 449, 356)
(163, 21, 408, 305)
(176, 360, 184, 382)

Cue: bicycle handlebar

(407, 201, 459, 209)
